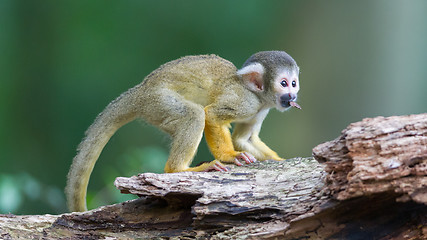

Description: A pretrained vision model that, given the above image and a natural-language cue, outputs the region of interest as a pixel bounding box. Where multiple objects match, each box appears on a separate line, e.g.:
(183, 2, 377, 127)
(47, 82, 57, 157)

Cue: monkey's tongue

(289, 101, 302, 110)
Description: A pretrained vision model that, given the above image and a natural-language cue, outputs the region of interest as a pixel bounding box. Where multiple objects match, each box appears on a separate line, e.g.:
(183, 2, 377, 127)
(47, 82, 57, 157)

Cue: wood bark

(0, 113, 426, 239)
(312, 113, 427, 204)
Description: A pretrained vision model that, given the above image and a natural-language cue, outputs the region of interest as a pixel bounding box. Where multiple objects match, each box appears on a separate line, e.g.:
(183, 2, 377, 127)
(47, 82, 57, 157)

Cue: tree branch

(0, 114, 426, 239)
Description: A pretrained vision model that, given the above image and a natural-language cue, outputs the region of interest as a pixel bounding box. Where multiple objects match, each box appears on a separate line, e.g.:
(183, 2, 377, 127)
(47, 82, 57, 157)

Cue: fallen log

(0, 113, 426, 239)
(313, 113, 427, 204)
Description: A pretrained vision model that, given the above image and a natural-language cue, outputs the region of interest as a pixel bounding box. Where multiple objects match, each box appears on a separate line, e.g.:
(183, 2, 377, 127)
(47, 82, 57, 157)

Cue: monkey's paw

(233, 152, 257, 166)
(202, 160, 230, 172)
(268, 156, 286, 161)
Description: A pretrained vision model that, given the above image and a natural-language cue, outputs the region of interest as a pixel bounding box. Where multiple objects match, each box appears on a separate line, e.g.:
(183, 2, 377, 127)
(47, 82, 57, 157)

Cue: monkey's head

(237, 51, 300, 112)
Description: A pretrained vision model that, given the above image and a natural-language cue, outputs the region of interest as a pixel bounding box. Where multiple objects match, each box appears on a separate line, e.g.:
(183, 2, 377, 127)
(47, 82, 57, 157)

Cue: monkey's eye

(280, 80, 288, 87)
(292, 80, 297, 87)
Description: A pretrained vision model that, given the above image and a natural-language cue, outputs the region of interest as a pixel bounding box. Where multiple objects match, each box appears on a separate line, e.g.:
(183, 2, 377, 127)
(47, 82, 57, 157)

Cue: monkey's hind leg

(150, 93, 227, 173)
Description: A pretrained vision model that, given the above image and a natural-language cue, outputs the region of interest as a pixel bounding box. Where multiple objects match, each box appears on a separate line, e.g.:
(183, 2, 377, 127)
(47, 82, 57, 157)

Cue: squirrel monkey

(66, 51, 300, 212)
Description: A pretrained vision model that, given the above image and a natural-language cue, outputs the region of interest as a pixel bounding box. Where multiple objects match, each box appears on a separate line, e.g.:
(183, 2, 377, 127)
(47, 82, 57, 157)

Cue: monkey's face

(273, 69, 300, 112)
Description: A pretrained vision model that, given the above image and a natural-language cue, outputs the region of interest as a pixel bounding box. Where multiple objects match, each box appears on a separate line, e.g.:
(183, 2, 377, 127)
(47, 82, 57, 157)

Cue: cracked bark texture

(313, 113, 427, 204)
(1, 113, 426, 239)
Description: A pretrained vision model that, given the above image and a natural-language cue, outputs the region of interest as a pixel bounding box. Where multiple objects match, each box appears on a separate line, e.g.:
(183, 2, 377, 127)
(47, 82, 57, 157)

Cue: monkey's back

(142, 54, 239, 106)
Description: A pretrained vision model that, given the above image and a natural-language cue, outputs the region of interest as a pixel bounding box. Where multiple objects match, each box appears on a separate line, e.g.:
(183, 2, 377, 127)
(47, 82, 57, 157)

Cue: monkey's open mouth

(281, 101, 291, 108)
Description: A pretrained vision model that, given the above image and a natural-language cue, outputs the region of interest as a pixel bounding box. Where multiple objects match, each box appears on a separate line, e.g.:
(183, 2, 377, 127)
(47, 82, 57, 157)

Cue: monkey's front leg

(250, 135, 285, 161)
(204, 107, 256, 166)
(233, 122, 285, 161)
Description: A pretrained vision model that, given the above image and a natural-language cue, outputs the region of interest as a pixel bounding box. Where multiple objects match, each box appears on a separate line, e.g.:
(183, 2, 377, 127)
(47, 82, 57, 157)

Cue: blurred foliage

(0, 173, 64, 213)
(0, 0, 426, 214)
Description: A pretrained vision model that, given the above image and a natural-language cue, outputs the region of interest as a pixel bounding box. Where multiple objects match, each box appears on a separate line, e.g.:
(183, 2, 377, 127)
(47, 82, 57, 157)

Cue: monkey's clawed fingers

(213, 161, 229, 172)
(234, 152, 257, 166)
(203, 160, 229, 172)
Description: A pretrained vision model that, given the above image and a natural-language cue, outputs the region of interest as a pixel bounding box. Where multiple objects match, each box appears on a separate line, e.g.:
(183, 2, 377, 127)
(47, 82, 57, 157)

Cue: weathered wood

(2, 158, 327, 239)
(114, 158, 326, 224)
(1, 113, 426, 239)
(313, 113, 427, 204)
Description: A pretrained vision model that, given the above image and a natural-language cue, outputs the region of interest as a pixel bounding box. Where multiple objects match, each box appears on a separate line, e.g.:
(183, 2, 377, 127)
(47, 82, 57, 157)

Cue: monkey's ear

(237, 63, 265, 92)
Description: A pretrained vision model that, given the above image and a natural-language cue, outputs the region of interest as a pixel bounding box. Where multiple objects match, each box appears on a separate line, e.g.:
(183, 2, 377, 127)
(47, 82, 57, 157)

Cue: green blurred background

(0, 0, 426, 214)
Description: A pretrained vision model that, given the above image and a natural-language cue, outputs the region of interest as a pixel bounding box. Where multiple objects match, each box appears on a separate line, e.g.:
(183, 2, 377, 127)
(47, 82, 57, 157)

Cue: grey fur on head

(240, 51, 299, 98)
(242, 51, 299, 74)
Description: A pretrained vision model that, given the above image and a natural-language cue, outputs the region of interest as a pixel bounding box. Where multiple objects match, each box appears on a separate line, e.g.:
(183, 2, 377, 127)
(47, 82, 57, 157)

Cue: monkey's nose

(280, 93, 297, 103)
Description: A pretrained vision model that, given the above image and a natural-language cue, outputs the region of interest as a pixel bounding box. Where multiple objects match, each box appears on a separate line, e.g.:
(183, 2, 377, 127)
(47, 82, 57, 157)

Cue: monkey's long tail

(65, 86, 140, 212)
